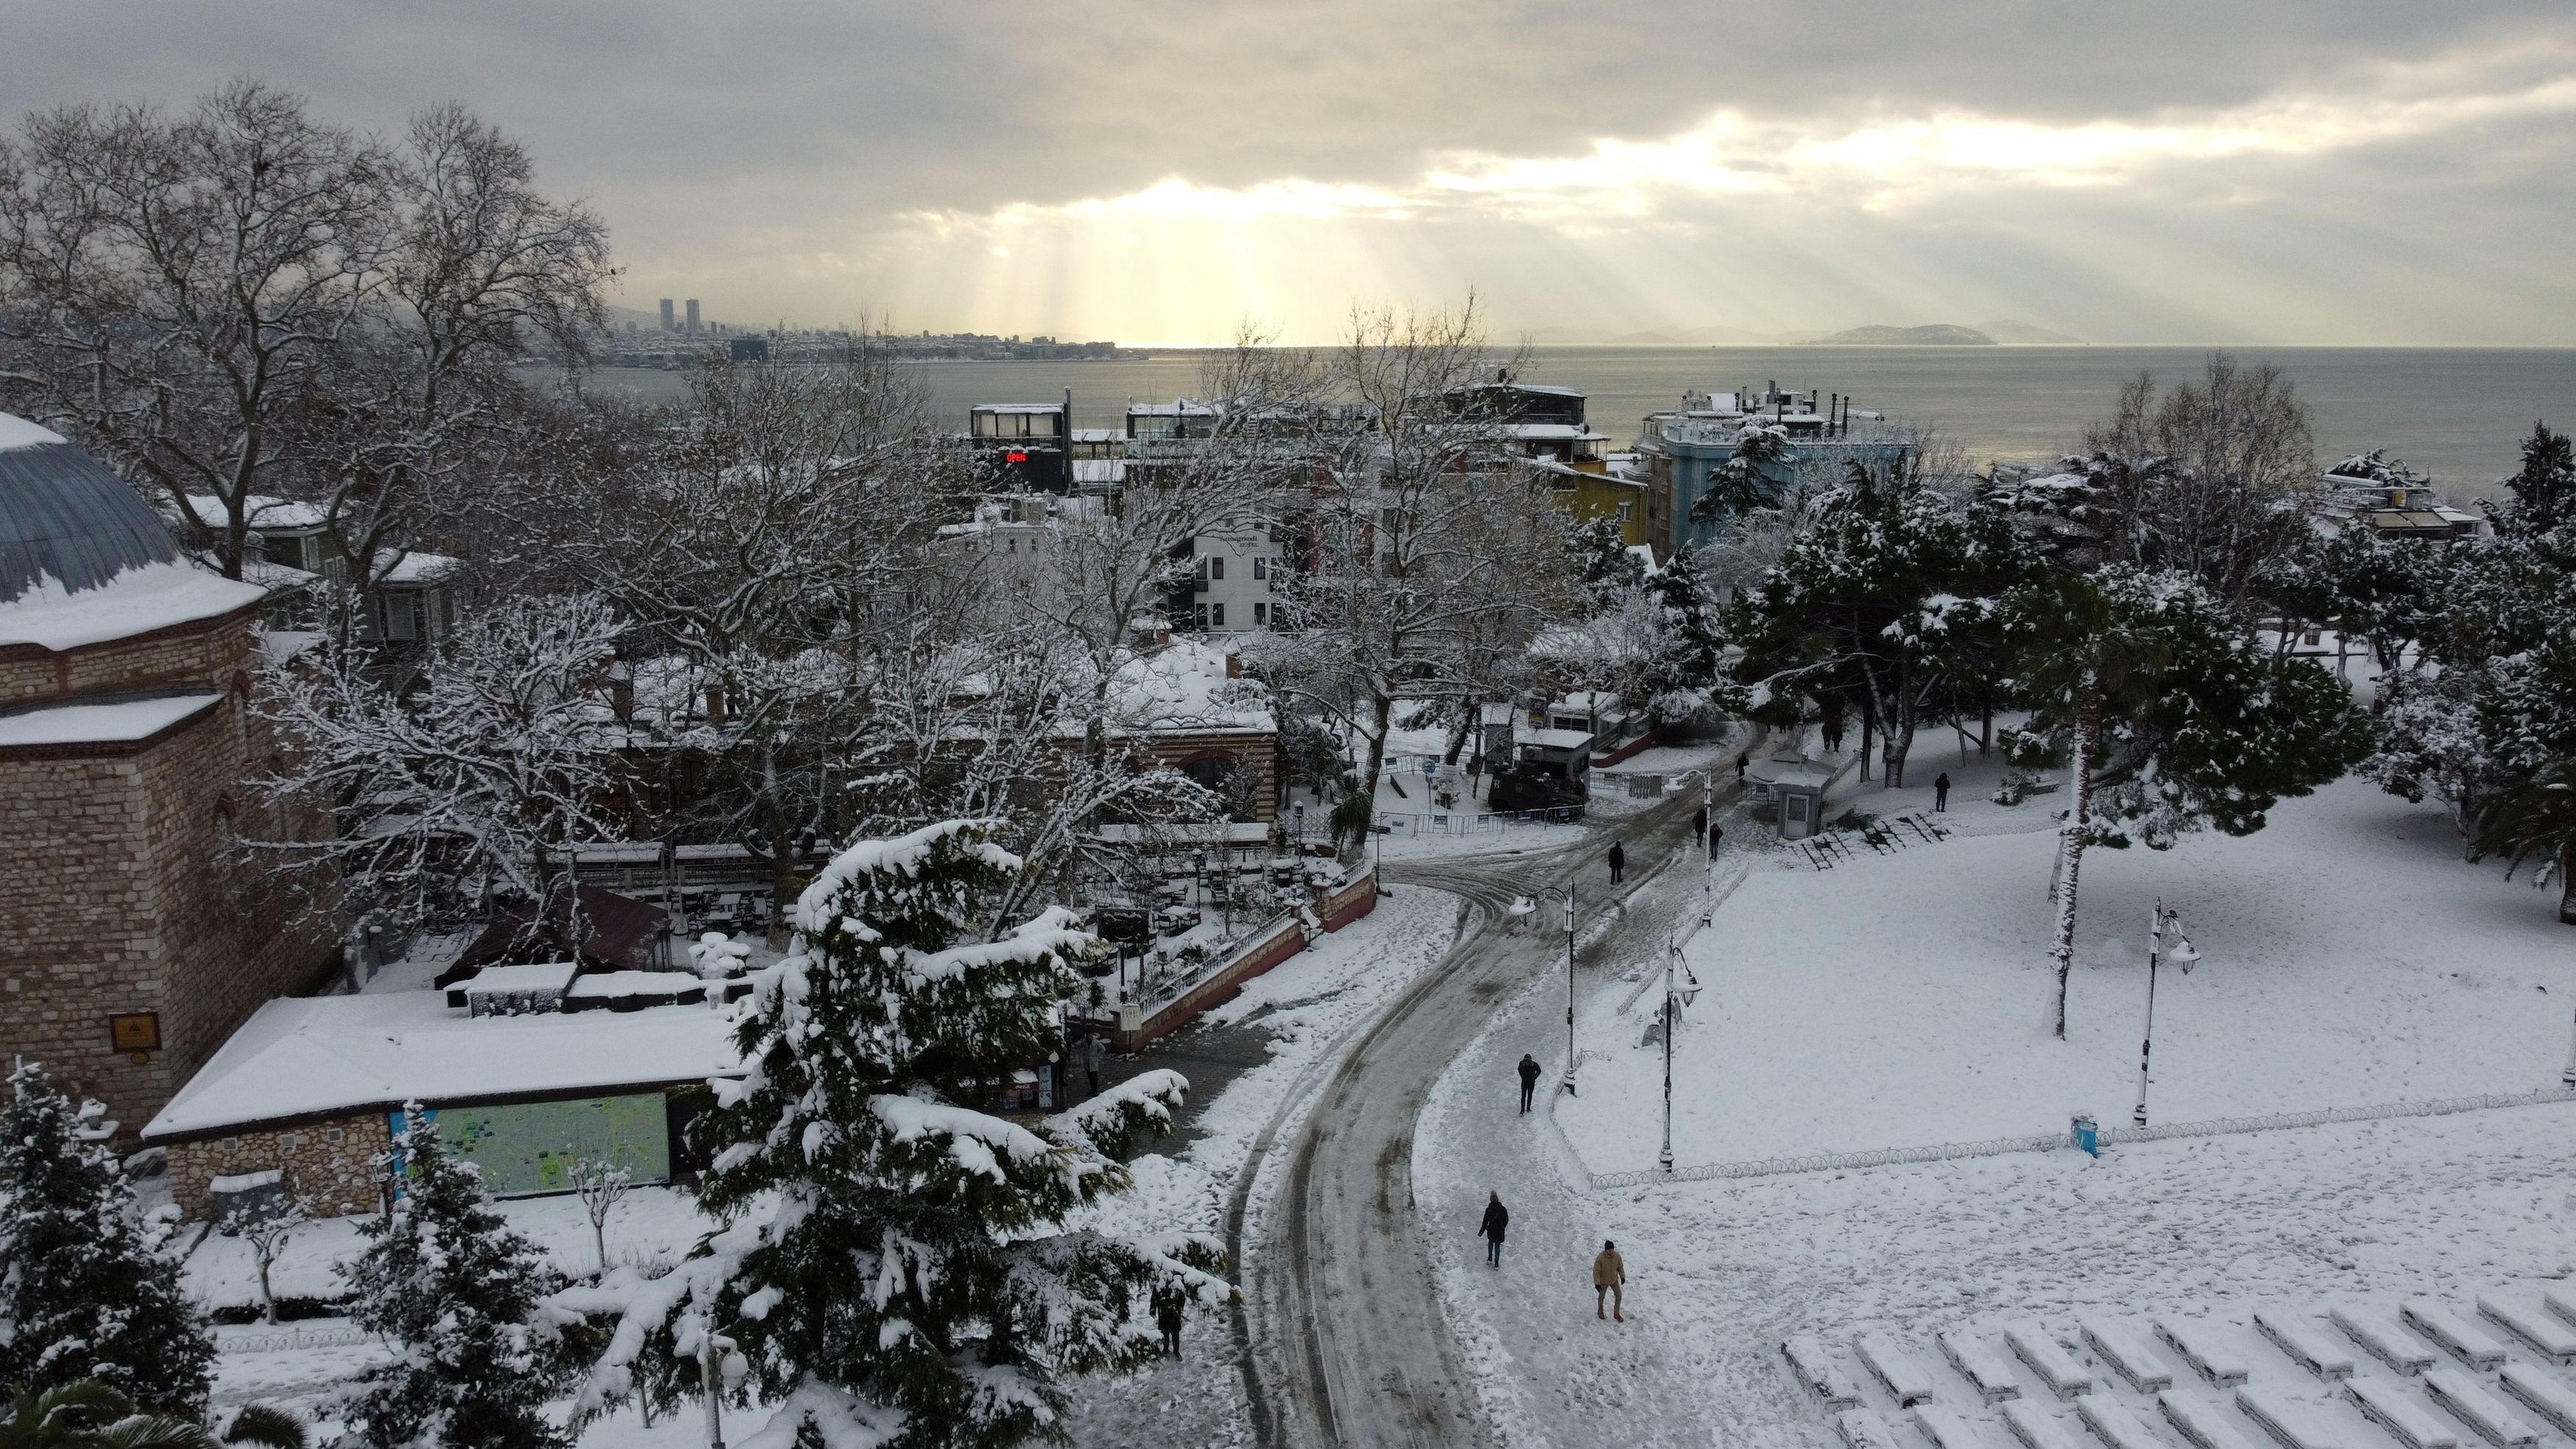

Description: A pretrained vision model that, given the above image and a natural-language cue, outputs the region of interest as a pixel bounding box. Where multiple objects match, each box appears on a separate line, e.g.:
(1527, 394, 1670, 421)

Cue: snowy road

(1248, 776, 1738, 1448)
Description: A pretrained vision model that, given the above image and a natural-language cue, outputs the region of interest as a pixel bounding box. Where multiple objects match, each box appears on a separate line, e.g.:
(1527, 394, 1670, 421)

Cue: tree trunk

(2050, 681, 2100, 1041)
(2561, 843, 2576, 927)
(259, 1253, 278, 1325)
(763, 741, 796, 949)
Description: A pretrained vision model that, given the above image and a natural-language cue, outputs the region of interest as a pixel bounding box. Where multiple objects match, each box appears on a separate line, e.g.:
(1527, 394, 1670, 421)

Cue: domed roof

(0, 414, 183, 605)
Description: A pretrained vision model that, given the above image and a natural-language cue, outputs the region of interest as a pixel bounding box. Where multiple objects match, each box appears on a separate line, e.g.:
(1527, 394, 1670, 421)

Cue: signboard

(392, 1094, 671, 1197)
(108, 1013, 160, 1052)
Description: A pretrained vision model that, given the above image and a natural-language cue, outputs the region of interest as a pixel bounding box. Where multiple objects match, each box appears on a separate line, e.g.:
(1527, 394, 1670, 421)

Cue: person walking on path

(1077, 1031, 1107, 1099)
(1594, 1240, 1627, 1321)
(1607, 840, 1626, 885)
(1933, 771, 1952, 811)
(1478, 1191, 1509, 1267)
(1691, 805, 1708, 849)
(1708, 823, 1724, 862)
(1735, 751, 1749, 783)
(1517, 1053, 1543, 1113)
(1155, 1289, 1184, 1358)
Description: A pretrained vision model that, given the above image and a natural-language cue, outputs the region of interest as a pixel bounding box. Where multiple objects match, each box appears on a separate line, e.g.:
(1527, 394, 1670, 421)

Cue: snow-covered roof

(0, 558, 268, 652)
(1102, 637, 1274, 734)
(0, 692, 219, 748)
(1072, 459, 1126, 485)
(1502, 423, 1611, 442)
(258, 629, 325, 667)
(178, 493, 328, 531)
(143, 988, 743, 1140)
(381, 550, 462, 585)
(1518, 726, 1597, 751)
(1748, 754, 1836, 788)
(974, 402, 1064, 414)
(1550, 690, 1624, 716)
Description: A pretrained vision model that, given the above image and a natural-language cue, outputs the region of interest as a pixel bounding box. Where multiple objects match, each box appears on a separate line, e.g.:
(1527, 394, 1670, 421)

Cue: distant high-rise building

(685, 300, 701, 334)
(659, 298, 676, 332)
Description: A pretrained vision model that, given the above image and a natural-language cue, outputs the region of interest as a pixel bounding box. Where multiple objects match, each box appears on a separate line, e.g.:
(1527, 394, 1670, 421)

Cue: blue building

(1631, 384, 1914, 556)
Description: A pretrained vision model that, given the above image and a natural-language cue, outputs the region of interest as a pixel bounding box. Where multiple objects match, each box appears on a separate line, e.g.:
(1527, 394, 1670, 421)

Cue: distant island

(1804, 324, 1997, 346)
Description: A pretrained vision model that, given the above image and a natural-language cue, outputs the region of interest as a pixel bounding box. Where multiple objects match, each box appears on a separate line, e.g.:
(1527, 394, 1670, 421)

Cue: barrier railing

(1588, 1085, 2576, 1189)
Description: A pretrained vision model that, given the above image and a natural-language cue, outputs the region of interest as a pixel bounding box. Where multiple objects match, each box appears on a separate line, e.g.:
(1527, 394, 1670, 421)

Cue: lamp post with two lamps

(2132, 899, 2201, 1128)
(1659, 942, 1701, 1175)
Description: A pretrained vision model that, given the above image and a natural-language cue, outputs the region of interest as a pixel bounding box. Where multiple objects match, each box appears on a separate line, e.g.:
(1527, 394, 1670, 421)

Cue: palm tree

(2474, 759, 2576, 924)
(2006, 572, 2175, 1038)
(0, 1384, 303, 1449)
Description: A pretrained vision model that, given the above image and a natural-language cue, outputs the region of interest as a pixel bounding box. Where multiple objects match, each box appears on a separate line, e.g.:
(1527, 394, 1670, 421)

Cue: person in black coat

(1691, 805, 1708, 847)
(1607, 840, 1626, 884)
(1155, 1289, 1184, 1357)
(1517, 1052, 1543, 1113)
(1933, 771, 1952, 812)
(1478, 1191, 1509, 1266)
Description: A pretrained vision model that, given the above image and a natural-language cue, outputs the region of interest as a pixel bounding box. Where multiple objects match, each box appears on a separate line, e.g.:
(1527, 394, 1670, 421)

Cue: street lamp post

(2132, 899, 2199, 1128)
(1563, 885, 1578, 1097)
(2561, 1006, 2576, 1088)
(1659, 943, 1701, 1174)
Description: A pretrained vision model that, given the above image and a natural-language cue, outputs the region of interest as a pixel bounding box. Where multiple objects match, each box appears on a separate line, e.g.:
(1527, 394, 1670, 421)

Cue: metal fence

(1588, 1085, 2576, 1190)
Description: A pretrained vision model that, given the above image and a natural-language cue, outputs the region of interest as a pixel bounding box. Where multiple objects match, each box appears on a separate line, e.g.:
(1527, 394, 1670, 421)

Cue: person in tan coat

(1594, 1239, 1626, 1321)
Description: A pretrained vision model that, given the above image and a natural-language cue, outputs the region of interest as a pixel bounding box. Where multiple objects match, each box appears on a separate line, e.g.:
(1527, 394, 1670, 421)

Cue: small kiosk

(1747, 753, 1836, 840)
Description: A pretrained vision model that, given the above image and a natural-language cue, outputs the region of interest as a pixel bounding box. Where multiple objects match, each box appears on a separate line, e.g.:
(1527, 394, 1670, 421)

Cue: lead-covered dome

(0, 414, 183, 604)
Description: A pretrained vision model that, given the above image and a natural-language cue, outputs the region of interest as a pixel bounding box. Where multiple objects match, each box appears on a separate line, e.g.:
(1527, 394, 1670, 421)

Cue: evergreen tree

(339, 1106, 574, 1449)
(0, 1063, 211, 1418)
(565, 820, 1229, 1448)
(2002, 567, 2374, 1034)
(2491, 421, 2576, 537)
(1636, 547, 1729, 727)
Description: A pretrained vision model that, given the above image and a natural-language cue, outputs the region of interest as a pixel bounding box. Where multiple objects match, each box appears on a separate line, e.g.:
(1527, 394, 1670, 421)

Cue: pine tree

(1637, 547, 1729, 726)
(565, 819, 1230, 1448)
(0, 1063, 212, 1418)
(339, 1106, 574, 1449)
(2492, 421, 2576, 537)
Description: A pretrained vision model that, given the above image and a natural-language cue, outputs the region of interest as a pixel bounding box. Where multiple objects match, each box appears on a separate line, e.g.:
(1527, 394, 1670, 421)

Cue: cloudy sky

(8, 1, 2575, 344)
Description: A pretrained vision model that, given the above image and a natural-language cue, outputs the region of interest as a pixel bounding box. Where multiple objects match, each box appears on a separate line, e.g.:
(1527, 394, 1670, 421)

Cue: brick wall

(0, 606, 336, 1137)
(164, 1113, 392, 1219)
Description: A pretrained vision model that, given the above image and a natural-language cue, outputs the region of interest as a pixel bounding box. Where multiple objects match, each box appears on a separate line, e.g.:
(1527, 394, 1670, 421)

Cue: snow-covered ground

(1561, 768, 2576, 1173)
(186, 885, 1467, 1446)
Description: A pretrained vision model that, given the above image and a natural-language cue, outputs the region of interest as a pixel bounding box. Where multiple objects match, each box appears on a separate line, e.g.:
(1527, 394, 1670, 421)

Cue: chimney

(1225, 651, 1243, 679)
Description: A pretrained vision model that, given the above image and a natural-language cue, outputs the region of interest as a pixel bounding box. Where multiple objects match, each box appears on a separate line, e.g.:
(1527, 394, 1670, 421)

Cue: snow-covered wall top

(0, 414, 68, 453)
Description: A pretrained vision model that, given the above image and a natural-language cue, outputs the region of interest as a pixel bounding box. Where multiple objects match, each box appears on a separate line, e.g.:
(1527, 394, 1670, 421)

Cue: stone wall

(0, 607, 258, 702)
(164, 1112, 391, 1220)
(0, 604, 337, 1136)
(1144, 730, 1280, 822)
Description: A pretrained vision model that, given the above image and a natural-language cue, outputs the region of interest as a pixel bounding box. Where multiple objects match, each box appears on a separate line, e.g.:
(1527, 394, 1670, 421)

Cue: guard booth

(1747, 753, 1835, 840)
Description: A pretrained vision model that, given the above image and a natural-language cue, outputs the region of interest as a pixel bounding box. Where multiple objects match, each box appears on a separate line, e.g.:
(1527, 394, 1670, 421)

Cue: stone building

(0, 414, 338, 1137)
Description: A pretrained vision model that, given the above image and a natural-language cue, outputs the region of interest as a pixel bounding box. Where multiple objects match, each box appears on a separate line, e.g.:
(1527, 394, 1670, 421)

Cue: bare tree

(242, 592, 630, 945)
(0, 80, 392, 578)
(568, 1158, 632, 1280)
(224, 1186, 311, 1325)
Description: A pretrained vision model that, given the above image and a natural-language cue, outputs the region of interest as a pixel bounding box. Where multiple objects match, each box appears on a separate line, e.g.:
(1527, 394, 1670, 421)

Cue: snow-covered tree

(2473, 757, 2576, 924)
(2001, 567, 2372, 1035)
(222, 1188, 309, 1327)
(567, 1160, 630, 1282)
(562, 820, 1230, 1449)
(243, 591, 629, 946)
(2489, 420, 2576, 538)
(339, 1105, 575, 1449)
(1724, 461, 2030, 784)
(0, 1064, 211, 1417)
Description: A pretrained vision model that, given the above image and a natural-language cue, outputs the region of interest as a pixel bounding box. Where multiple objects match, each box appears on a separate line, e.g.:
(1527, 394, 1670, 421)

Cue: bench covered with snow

(2254, 1310, 2354, 1381)
(2234, 1386, 2344, 1449)
(1942, 1330, 2025, 1404)
(2477, 1295, 2576, 1365)
(2498, 1364, 2576, 1438)
(2540, 1284, 2576, 1333)
(2001, 1399, 2084, 1449)
(1914, 1405, 1996, 1449)
(2332, 1305, 2434, 1375)
(1855, 1332, 1938, 1406)
(2424, 1367, 2539, 1448)
(2346, 1375, 2460, 1449)
(1836, 1408, 1905, 1449)
(1783, 1335, 1863, 1411)
(2157, 1318, 2252, 1389)
(2006, 1322, 2092, 1400)
(2160, 1392, 2262, 1449)
(2404, 1303, 2508, 1371)
(2083, 1319, 2173, 1392)
(2076, 1395, 2166, 1449)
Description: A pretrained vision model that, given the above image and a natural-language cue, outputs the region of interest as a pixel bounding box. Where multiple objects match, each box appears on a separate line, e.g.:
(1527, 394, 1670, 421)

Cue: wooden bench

(1942, 1331, 2026, 1405)
(1836, 1408, 1905, 1449)
(1914, 1405, 1999, 1449)
(2076, 1396, 2166, 1449)
(2403, 1303, 2508, 1371)
(2332, 1305, 2435, 1375)
(2477, 1295, 2576, 1365)
(2006, 1322, 2094, 1400)
(2160, 1392, 2264, 1449)
(2498, 1365, 2576, 1439)
(1855, 1332, 1938, 1407)
(2001, 1399, 2085, 1449)
(2346, 1376, 2460, 1449)
(2424, 1367, 2540, 1448)
(2156, 1318, 2252, 1389)
(2083, 1319, 2174, 1392)
(2254, 1310, 2354, 1381)
(2234, 1386, 2344, 1449)
(1783, 1335, 1863, 1411)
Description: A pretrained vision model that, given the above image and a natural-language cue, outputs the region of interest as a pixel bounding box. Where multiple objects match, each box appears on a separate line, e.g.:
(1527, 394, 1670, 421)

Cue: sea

(563, 346, 2576, 500)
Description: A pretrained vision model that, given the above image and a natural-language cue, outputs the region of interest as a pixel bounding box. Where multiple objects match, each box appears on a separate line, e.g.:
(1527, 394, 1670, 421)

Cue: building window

(1209, 603, 1225, 628)
(1255, 602, 1268, 626)
(1253, 556, 1268, 581)
(1209, 556, 1225, 581)
(325, 1128, 345, 1144)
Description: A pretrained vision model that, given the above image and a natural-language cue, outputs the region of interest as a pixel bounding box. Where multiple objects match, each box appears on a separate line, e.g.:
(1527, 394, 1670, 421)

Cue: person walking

(1478, 1191, 1509, 1267)
(1155, 1289, 1184, 1358)
(1077, 1030, 1107, 1099)
(1516, 1052, 1542, 1113)
(1708, 823, 1724, 861)
(1607, 840, 1626, 885)
(1933, 771, 1952, 812)
(1594, 1239, 1627, 1322)
(1691, 805, 1708, 849)
(1735, 751, 1749, 783)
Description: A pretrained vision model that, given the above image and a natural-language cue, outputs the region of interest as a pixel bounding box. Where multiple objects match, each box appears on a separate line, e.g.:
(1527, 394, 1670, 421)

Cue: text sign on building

(108, 1013, 160, 1052)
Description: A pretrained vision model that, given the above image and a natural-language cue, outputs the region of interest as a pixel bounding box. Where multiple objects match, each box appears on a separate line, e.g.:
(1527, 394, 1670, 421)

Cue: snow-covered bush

(0, 1063, 213, 1417)
(338, 1105, 576, 1449)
